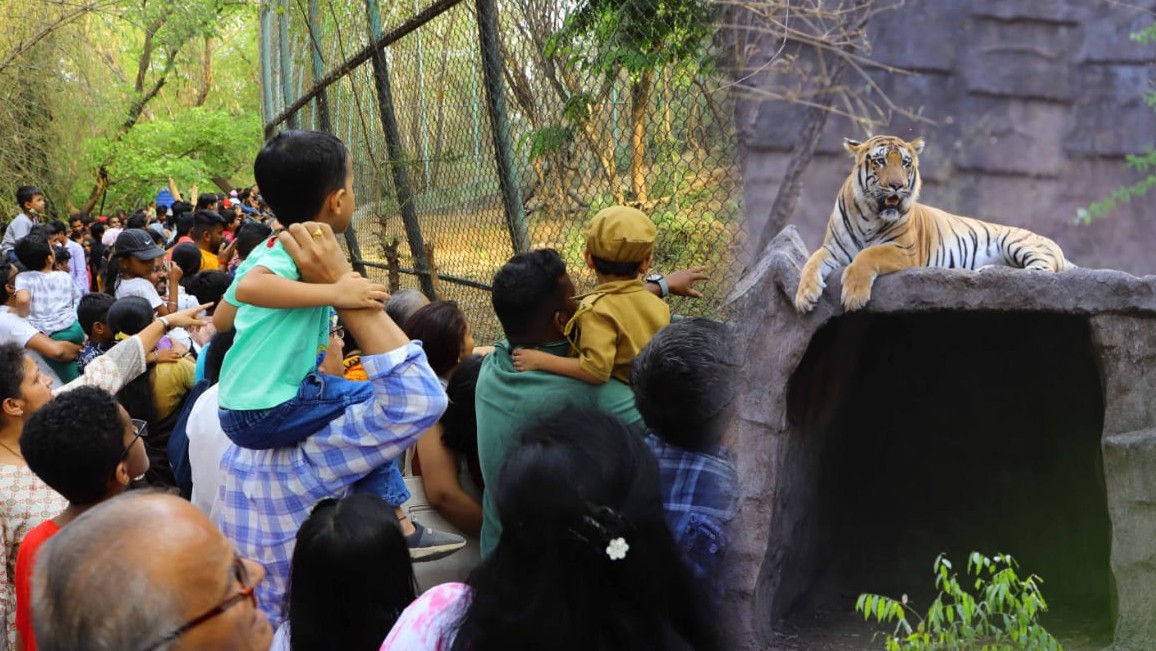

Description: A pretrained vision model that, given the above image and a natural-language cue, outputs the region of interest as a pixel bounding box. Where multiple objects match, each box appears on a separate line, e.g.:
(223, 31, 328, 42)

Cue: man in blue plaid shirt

(213, 224, 447, 627)
(633, 318, 739, 594)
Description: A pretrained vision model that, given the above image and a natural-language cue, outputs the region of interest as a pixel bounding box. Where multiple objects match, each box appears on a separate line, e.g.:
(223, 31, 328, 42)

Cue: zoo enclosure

(259, 0, 741, 342)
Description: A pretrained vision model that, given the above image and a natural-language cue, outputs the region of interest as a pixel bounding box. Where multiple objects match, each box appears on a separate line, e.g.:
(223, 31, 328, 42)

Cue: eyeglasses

(119, 419, 148, 466)
(139, 555, 257, 651)
(330, 325, 345, 339)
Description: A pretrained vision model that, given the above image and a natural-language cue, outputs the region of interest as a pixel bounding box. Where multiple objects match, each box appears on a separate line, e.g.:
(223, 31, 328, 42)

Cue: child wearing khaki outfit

(513, 205, 669, 384)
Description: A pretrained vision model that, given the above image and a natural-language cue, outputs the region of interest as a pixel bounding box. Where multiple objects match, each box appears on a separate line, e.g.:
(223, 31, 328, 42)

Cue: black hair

(69, 214, 88, 226)
(234, 221, 272, 260)
(253, 130, 349, 226)
(286, 494, 416, 651)
(440, 354, 483, 459)
(45, 221, 68, 237)
(170, 242, 203, 282)
(90, 222, 106, 239)
(632, 318, 737, 451)
(77, 293, 116, 337)
(195, 193, 218, 211)
(14, 226, 53, 270)
(172, 212, 195, 240)
(191, 210, 223, 239)
(52, 244, 70, 265)
(185, 270, 231, 313)
(0, 343, 26, 403)
(0, 262, 17, 304)
(402, 301, 469, 377)
(171, 201, 193, 218)
(126, 210, 148, 230)
(21, 386, 125, 505)
(452, 406, 720, 651)
(203, 329, 235, 384)
(590, 255, 643, 277)
(105, 297, 156, 422)
(491, 248, 568, 341)
(15, 186, 42, 208)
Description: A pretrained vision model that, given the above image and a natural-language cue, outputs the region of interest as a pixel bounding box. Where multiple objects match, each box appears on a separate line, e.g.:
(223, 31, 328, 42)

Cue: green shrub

(855, 552, 1062, 650)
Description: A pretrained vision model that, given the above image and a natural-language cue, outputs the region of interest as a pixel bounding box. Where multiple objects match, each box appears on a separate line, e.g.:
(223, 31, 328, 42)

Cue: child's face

(122, 255, 160, 282)
(24, 195, 45, 214)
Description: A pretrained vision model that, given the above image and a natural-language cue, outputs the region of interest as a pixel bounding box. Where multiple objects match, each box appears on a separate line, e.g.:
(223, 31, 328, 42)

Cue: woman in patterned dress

(0, 303, 209, 649)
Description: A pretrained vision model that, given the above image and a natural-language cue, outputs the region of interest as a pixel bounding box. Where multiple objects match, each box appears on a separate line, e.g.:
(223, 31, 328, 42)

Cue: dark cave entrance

(774, 311, 1113, 642)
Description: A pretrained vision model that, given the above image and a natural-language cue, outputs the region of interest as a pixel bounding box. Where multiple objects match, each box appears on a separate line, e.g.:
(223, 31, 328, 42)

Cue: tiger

(794, 135, 1074, 313)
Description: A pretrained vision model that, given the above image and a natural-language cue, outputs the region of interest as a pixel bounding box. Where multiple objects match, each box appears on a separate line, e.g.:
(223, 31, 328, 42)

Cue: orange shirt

(15, 519, 60, 651)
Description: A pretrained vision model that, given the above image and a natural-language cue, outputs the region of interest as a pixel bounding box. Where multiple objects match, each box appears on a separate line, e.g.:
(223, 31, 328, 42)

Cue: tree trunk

(629, 69, 654, 205)
(754, 0, 875, 256)
(193, 36, 213, 107)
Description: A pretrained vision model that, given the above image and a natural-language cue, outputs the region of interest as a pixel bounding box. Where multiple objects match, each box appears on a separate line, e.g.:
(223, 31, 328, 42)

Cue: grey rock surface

(721, 226, 1156, 650)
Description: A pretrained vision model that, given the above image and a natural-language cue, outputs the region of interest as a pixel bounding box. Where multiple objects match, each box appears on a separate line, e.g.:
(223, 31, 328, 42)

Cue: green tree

(547, 0, 713, 206)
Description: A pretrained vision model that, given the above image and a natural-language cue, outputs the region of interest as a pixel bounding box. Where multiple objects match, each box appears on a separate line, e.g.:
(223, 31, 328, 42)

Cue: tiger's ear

(909, 137, 925, 155)
(843, 138, 863, 155)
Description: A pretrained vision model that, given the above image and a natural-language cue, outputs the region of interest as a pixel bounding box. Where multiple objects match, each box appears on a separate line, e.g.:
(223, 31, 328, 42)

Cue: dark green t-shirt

(476, 339, 643, 556)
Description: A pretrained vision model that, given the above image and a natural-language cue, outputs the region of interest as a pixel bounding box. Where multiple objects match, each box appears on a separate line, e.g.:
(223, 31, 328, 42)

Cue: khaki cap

(585, 206, 657, 263)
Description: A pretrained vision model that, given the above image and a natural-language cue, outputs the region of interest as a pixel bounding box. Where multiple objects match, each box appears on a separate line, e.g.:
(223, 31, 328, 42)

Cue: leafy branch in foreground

(855, 551, 1062, 650)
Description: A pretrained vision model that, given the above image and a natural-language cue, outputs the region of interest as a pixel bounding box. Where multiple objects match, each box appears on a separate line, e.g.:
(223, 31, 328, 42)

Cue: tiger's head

(844, 135, 925, 223)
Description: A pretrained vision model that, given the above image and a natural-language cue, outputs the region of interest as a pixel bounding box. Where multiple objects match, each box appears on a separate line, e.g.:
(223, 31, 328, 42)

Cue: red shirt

(15, 519, 61, 651)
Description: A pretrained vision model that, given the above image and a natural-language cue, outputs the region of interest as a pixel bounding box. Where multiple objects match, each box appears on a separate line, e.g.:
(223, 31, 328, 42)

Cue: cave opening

(773, 311, 1113, 645)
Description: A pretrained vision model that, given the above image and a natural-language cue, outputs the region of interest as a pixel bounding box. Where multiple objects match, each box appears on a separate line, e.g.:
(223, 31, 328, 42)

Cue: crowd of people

(0, 129, 740, 651)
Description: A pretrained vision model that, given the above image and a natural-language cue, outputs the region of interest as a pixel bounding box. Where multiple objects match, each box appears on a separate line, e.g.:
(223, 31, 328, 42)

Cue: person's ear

(113, 461, 131, 488)
(2, 397, 24, 418)
(327, 188, 347, 217)
(93, 321, 109, 337)
(583, 250, 595, 270)
(638, 254, 652, 275)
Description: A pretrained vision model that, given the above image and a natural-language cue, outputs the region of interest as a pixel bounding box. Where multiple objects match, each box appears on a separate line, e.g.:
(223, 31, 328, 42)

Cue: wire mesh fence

(262, 0, 741, 344)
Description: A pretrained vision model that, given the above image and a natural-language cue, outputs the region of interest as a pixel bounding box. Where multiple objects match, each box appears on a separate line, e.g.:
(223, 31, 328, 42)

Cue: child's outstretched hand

(512, 348, 548, 372)
(332, 272, 390, 309)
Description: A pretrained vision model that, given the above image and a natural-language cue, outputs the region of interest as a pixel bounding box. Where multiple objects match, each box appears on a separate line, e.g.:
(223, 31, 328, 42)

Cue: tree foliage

(1077, 24, 1156, 224)
(856, 552, 1062, 651)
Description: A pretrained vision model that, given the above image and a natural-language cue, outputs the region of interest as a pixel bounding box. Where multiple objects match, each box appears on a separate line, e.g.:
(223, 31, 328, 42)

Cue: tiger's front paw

(794, 274, 825, 313)
(840, 264, 877, 312)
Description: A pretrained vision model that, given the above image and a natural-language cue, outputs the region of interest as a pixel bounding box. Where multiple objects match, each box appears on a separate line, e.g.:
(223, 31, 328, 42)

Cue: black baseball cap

(115, 229, 165, 261)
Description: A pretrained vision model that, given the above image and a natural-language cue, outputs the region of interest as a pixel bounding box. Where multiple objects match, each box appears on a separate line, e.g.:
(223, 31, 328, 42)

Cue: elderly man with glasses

(31, 491, 273, 651)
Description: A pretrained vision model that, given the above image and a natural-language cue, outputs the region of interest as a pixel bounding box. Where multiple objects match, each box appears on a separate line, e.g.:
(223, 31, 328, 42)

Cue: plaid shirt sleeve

(215, 341, 447, 628)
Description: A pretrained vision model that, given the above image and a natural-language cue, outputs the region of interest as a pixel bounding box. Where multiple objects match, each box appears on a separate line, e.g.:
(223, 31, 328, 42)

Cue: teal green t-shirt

(218, 239, 330, 410)
(476, 339, 644, 557)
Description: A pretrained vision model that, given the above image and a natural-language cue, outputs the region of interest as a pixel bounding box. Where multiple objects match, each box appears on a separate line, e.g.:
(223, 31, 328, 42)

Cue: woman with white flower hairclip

(382, 406, 722, 651)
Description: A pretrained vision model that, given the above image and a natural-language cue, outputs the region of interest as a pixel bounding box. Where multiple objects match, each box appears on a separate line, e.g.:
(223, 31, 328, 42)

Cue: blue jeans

(219, 370, 411, 507)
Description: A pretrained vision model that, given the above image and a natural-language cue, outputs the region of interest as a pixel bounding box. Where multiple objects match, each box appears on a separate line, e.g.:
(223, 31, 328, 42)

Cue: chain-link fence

(261, 0, 740, 344)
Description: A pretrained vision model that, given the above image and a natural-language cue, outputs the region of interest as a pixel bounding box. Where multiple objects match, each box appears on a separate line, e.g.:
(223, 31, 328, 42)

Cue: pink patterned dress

(379, 582, 471, 651)
(0, 466, 66, 650)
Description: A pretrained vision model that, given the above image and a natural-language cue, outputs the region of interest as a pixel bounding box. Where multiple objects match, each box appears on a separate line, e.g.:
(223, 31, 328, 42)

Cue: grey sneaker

(406, 520, 466, 562)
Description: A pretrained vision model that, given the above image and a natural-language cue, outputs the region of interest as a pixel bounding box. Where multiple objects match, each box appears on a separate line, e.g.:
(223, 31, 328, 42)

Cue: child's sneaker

(406, 520, 467, 562)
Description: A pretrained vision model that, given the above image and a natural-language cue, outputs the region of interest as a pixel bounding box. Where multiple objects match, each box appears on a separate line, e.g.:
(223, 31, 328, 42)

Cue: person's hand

(280, 222, 351, 284)
(54, 342, 82, 362)
(147, 349, 184, 365)
(164, 302, 213, 330)
(512, 348, 547, 372)
(332, 272, 389, 309)
(664, 266, 709, 299)
(168, 263, 183, 284)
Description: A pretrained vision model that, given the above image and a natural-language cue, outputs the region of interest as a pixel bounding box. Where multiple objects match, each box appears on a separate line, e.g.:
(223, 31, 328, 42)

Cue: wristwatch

(644, 273, 669, 298)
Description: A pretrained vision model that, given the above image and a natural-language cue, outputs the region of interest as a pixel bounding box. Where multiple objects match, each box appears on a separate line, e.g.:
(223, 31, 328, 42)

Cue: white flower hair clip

(606, 537, 630, 561)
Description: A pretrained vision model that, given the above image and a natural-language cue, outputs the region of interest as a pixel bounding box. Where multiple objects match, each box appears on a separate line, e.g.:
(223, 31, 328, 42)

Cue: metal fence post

(366, 0, 436, 298)
(260, 2, 276, 141)
(305, 0, 367, 277)
(278, 0, 298, 131)
(474, 0, 530, 255)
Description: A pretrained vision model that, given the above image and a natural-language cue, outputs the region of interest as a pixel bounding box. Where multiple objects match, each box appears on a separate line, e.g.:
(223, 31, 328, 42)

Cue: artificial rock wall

(721, 226, 1156, 651)
(734, 0, 1156, 275)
